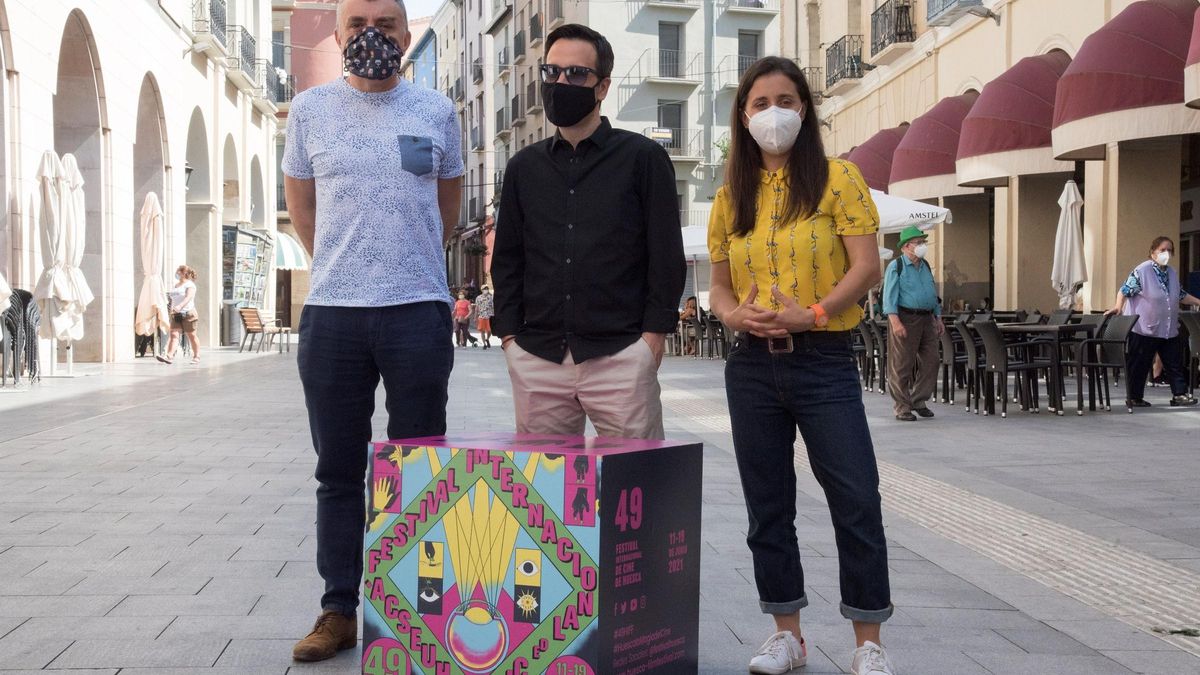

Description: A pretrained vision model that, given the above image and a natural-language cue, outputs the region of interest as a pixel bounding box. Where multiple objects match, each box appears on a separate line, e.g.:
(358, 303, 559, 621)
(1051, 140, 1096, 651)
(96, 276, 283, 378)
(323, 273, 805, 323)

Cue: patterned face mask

(343, 27, 403, 80)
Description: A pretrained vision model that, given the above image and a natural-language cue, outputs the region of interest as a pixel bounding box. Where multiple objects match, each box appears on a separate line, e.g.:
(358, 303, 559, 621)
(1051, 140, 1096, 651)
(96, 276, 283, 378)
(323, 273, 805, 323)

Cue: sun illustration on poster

(516, 589, 539, 618)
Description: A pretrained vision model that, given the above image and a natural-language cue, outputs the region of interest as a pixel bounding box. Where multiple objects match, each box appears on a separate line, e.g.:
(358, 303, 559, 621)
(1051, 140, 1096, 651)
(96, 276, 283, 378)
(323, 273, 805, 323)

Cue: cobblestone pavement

(0, 346, 1198, 674)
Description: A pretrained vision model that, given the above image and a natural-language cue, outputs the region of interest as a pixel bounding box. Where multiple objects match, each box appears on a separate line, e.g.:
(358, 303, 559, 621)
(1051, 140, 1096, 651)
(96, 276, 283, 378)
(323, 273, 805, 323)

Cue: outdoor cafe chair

(936, 323, 966, 405)
(867, 319, 889, 395)
(1073, 314, 1138, 414)
(954, 320, 985, 414)
(1047, 308, 1074, 326)
(1180, 313, 1200, 396)
(855, 323, 878, 392)
(16, 289, 39, 382)
(974, 320, 1053, 418)
(1, 291, 25, 387)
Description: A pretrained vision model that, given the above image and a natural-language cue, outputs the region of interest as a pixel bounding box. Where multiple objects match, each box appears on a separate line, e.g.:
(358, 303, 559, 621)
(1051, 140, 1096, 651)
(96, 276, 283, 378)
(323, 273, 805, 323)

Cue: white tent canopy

(135, 193, 169, 336)
(871, 189, 953, 235)
(33, 151, 73, 340)
(1050, 180, 1087, 309)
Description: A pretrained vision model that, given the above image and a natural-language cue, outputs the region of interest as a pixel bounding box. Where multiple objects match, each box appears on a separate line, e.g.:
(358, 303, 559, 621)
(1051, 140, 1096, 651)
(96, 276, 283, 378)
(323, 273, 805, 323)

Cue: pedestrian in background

(883, 225, 943, 422)
(159, 264, 199, 365)
(1107, 235, 1200, 407)
(475, 285, 495, 349)
(453, 290, 476, 347)
(707, 56, 895, 675)
(680, 295, 699, 355)
(282, 0, 462, 662)
(492, 23, 685, 440)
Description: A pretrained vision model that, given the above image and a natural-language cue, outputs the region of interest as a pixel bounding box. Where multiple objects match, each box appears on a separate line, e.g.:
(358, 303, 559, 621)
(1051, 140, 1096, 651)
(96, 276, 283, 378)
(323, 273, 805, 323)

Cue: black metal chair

(1047, 308, 1074, 326)
(15, 289, 39, 382)
(1178, 313, 1200, 397)
(855, 323, 878, 391)
(935, 322, 966, 405)
(954, 320, 985, 413)
(867, 319, 889, 395)
(1073, 315, 1138, 414)
(2, 291, 25, 387)
(974, 320, 1053, 418)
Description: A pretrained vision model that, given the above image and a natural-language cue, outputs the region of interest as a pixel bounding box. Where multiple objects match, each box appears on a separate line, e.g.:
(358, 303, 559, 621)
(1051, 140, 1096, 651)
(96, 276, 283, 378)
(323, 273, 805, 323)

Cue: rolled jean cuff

(759, 594, 809, 615)
(323, 603, 357, 619)
(840, 601, 894, 623)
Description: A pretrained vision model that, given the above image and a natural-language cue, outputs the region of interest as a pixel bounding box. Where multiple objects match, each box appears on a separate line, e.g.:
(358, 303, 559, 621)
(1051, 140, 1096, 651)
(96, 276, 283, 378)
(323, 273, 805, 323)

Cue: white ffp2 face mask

(747, 106, 803, 156)
(913, 243, 929, 259)
(1156, 251, 1171, 266)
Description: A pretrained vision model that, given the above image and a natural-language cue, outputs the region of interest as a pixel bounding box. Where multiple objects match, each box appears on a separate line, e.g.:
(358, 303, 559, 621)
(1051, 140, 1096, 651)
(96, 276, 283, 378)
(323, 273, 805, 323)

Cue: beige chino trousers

(503, 339, 665, 440)
(887, 312, 940, 416)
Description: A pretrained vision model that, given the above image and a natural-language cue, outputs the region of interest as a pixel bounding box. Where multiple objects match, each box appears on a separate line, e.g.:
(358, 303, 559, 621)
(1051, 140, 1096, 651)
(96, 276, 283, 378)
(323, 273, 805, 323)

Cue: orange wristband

(809, 303, 828, 326)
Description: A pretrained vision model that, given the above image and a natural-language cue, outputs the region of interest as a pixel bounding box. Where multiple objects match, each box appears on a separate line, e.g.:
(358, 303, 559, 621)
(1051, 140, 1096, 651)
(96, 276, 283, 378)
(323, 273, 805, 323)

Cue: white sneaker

(748, 631, 807, 674)
(851, 641, 896, 675)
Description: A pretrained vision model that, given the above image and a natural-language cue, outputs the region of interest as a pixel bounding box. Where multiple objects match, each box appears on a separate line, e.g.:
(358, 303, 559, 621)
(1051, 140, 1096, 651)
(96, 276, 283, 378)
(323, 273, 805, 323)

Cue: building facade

(0, 0, 280, 364)
(787, 0, 1200, 313)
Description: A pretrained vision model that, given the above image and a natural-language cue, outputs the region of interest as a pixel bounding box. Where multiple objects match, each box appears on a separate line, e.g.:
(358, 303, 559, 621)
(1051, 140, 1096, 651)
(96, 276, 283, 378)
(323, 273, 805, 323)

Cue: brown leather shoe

(293, 610, 357, 662)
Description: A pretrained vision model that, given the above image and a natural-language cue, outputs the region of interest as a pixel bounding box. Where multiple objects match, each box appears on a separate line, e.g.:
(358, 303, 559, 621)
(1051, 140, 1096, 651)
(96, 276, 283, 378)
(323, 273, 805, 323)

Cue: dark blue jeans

(725, 331, 893, 623)
(297, 302, 454, 616)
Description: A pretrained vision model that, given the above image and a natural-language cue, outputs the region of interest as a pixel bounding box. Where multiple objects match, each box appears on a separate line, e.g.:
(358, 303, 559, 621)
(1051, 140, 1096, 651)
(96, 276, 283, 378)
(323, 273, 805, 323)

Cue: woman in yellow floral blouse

(708, 57, 895, 675)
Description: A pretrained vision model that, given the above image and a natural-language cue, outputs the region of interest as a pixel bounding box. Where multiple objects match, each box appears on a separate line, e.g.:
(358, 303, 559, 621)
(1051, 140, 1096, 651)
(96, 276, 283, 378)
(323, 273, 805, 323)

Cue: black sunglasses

(539, 64, 599, 86)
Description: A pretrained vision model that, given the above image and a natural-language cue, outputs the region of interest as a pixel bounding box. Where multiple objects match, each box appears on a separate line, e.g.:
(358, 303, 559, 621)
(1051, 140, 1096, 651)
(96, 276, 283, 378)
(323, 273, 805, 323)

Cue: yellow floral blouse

(707, 158, 880, 332)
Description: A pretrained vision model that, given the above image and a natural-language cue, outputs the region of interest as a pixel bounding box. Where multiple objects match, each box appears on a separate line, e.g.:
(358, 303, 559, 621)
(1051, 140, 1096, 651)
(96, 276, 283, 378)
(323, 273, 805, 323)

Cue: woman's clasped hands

(721, 284, 817, 337)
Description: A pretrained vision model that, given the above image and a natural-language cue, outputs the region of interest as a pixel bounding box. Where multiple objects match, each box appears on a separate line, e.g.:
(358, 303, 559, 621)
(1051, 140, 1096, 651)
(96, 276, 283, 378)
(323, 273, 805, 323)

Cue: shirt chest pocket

(398, 135, 435, 177)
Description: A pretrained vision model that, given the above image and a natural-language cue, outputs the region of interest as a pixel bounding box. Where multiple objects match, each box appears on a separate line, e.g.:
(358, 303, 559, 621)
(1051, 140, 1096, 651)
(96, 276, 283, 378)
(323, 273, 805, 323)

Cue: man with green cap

(882, 226, 942, 421)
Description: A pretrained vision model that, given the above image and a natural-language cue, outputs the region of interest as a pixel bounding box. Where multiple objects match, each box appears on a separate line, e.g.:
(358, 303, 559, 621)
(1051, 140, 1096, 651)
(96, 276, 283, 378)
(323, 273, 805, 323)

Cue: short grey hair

(336, 0, 408, 26)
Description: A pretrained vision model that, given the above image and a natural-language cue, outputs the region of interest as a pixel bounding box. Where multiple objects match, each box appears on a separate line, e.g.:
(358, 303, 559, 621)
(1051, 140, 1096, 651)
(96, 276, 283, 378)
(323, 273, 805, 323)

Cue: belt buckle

(768, 335, 794, 354)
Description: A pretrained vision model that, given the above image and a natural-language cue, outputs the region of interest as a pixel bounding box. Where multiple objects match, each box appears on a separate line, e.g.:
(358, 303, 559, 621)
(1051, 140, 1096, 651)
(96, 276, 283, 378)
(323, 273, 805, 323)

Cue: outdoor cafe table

(998, 323, 1097, 415)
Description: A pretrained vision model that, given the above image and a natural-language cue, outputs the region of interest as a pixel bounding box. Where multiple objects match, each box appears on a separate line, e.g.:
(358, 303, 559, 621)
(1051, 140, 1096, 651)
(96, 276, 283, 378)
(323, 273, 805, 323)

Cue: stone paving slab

(0, 349, 1196, 672)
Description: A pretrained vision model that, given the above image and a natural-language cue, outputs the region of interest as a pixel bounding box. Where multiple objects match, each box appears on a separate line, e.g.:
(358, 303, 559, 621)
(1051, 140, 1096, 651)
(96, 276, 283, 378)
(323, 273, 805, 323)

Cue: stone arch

(185, 108, 211, 203)
(222, 134, 240, 220)
(955, 79, 985, 97)
(1036, 37, 1077, 59)
(249, 156, 266, 227)
(184, 108, 215, 347)
(53, 8, 109, 362)
(133, 74, 168, 304)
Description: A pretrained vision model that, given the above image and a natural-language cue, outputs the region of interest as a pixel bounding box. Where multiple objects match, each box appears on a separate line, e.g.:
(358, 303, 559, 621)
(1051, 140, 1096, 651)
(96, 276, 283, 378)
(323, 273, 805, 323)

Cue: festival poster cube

(363, 433, 703, 675)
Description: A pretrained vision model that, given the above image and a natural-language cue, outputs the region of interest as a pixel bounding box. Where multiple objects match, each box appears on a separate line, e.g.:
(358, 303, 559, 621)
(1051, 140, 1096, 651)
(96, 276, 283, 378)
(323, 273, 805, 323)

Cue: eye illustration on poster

(362, 433, 702, 675)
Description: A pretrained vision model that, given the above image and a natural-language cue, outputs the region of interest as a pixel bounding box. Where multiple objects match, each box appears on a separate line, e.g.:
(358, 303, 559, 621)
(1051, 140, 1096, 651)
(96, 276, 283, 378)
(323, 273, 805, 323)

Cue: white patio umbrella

(871, 189, 953, 234)
(60, 153, 93, 341)
(0, 271, 11, 315)
(33, 151, 74, 340)
(1050, 180, 1087, 310)
(135, 193, 169, 336)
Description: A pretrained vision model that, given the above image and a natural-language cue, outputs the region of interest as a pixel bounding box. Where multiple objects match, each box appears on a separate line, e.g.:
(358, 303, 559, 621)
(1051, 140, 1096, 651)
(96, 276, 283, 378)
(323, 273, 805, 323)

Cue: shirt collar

(759, 167, 789, 185)
(550, 117, 614, 152)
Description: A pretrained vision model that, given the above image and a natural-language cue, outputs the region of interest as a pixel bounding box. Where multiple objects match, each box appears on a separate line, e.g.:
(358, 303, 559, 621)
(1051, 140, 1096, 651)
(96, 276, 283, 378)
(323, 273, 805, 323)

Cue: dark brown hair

(545, 24, 614, 80)
(1149, 236, 1174, 254)
(726, 57, 827, 237)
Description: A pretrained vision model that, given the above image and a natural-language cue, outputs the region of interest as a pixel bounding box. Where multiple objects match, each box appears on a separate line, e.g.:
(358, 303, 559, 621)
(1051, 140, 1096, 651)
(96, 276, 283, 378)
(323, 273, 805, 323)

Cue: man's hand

(723, 285, 785, 337)
(641, 332, 666, 367)
(889, 314, 908, 339)
(934, 317, 945, 336)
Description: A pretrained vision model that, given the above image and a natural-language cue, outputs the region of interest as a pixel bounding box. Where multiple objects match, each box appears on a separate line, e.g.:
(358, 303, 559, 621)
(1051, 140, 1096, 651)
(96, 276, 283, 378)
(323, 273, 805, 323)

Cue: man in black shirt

(492, 24, 685, 440)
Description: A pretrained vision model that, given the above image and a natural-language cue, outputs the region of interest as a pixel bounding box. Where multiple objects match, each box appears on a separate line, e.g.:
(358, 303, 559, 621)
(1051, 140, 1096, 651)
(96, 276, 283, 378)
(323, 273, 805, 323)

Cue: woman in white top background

(160, 265, 200, 365)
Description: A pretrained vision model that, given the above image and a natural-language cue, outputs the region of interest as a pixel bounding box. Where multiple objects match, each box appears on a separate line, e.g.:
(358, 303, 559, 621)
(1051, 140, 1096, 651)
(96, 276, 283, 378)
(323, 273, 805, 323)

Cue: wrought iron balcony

(498, 46, 510, 75)
(514, 30, 526, 61)
(871, 0, 916, 62)
(825, 34, 866, 95)
(549, 0, 566, 28)
(256, 59, 280, 103)
(511, 94, 525, 125)
(723, 0, 779, 13)
(226, 25, 258, 82)
(717, 54, 757, 90)
(643, 127, 703, 161)
(494, 170, 505, 193)
(454, 77, 464, 101)
(629, 49, 703, 83)
(530, 13, 543, 43)
(280, 74, 297, 103)
(526, 81, 542, 113)
(802, 67, 823, 96)
(927, 0, 986, 26)
(495, 108, 510, 138)
(192, 0, 229, 49)
(470, 126, 483, 151)
(472, 57, 484, 83)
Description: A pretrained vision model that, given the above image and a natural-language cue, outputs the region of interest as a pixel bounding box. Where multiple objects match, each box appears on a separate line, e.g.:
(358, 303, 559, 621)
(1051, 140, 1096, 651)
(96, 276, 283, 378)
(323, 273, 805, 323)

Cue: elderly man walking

(282, 0, 463, 661)
(883, 226, 943, 421)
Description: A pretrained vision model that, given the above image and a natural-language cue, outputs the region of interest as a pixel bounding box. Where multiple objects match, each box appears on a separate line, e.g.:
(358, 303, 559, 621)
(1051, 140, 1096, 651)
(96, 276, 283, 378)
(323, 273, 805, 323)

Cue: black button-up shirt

(491, 118, 686, 363)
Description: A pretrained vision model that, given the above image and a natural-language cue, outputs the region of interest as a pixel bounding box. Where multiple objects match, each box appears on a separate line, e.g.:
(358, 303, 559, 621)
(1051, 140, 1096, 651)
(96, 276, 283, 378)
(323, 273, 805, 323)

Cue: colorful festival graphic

(362, 434, 703, 675)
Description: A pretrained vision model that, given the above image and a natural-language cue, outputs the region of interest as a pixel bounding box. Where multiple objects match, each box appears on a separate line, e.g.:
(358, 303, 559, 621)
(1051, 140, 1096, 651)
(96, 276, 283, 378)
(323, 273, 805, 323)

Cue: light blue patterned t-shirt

(283, 77, 464, 307)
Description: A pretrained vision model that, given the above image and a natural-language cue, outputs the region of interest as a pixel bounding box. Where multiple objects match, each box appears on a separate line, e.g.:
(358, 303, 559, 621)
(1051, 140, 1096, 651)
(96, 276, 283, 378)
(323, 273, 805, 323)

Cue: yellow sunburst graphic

(515, 590, 539, 619)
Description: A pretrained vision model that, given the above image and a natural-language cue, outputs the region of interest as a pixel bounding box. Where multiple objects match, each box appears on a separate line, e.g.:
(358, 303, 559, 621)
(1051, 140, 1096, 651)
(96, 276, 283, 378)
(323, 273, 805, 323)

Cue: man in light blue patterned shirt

(282, 0, 463, 662)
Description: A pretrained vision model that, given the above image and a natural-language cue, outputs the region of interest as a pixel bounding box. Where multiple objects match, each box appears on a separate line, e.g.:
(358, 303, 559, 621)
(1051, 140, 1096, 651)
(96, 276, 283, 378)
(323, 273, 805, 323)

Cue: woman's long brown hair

(726, 57, 827, 237)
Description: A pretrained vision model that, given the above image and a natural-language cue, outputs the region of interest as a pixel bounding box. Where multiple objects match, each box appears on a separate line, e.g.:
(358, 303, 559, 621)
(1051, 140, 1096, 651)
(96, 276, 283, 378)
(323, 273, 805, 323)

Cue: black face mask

(542, 82, 599, 128)
(343, 27, 404, 80)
